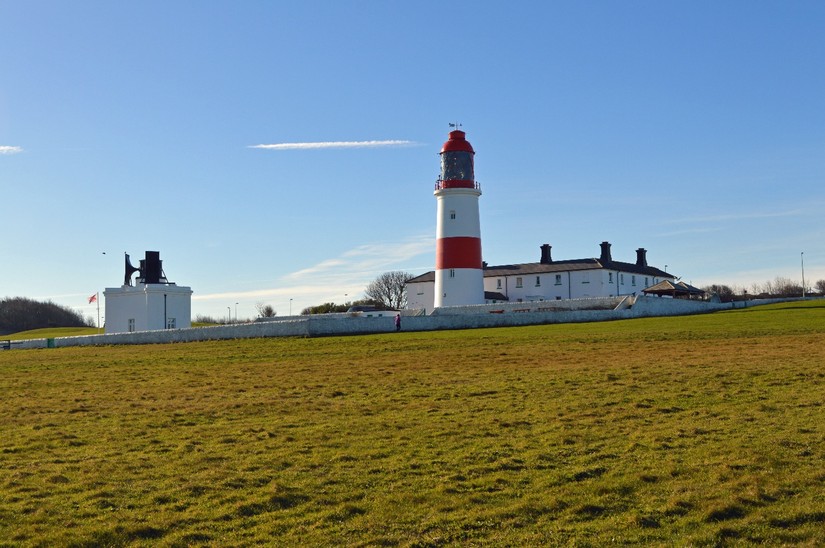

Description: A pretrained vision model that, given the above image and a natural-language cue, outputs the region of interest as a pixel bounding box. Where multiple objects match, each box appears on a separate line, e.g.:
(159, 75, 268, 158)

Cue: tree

(300, 299, 379, 315)
(255, 302, 276, 318)
(364, 271, 414, 310)
(0, 297, 92, 335)
(702, 284, 735, 303)
(301, 302, 343, 315)
(772, 277, 803, 297)
(815, 280, 825, 295)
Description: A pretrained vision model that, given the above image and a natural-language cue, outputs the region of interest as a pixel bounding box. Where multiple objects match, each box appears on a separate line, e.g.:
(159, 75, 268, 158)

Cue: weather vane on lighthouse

(448, 122, 462, 130)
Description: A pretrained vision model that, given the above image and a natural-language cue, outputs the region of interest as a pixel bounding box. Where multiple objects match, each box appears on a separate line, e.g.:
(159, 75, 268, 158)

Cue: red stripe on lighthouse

(436, 237, 482, 269)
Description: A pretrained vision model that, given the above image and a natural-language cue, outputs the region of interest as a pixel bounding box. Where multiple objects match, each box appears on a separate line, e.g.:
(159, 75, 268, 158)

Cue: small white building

(407, 241, 675, 314)
(103, 251, 192, 333)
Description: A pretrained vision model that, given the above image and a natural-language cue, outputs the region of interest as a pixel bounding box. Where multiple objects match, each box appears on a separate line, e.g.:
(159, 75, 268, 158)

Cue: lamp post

(227, 306, 231, 324)
(289, 298, 293, 316)
(801, 252, 806, 298)
(235, 302, 238, 323)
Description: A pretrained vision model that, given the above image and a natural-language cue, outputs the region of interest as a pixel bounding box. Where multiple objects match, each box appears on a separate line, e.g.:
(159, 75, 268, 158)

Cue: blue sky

(2, 1, 823, 321)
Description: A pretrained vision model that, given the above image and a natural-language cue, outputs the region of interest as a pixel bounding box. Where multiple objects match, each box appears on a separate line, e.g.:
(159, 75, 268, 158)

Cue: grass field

(4, 327, 101, 341)
(1, 301, 824, 546)
(4, 323, 218, 341)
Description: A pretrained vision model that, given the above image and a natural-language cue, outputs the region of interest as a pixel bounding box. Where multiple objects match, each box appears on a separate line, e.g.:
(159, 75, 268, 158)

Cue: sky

(2, 1, 824, 323)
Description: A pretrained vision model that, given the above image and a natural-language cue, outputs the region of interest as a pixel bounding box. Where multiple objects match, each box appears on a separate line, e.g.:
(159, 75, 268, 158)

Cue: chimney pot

(636, 248, 648, 267)
(599, 241, 612, 263)
(540, 244, 552, 264)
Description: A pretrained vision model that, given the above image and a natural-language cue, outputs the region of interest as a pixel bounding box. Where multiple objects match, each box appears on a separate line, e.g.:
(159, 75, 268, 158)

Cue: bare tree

(702, 284, 735, 302)
(815, 280, 825, 295)
(255, 302, 276, 318)
(364, 271, 415, 310)
(773, 277, 803, 297)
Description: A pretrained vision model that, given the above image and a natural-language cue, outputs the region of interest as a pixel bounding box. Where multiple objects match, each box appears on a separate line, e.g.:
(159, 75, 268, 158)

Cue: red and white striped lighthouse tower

(434, 128, 484, 308)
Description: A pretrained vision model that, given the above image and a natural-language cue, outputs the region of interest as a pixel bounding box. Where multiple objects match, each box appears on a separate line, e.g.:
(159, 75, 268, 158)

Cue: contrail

(249, 140, 417, 150)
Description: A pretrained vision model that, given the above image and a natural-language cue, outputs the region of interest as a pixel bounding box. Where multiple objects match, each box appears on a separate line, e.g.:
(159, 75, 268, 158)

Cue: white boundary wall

(5, 297, 814, 350)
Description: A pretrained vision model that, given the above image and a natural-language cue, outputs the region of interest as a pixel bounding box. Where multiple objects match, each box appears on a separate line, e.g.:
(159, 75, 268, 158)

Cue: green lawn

(1, 301, 824, 545)
(4, 326, 102, 340)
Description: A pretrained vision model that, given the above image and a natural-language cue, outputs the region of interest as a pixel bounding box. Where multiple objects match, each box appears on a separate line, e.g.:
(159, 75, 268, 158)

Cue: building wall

(485, 269, 669, 302)
(104, 284, 192, 333)
(407, 281, 434, 314)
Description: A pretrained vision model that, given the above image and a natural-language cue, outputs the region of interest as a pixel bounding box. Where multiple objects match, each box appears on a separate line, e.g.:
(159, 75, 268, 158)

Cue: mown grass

(4, 327, 101, 340)
(1, 301, 824, 546)
(5, 324, 217, 341)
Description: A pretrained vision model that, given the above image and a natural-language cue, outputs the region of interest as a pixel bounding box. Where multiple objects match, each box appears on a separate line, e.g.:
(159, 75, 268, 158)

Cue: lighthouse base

(434, 268, 484, 308)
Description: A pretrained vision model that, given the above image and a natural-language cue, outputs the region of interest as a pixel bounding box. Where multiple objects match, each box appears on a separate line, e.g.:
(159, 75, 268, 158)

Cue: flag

(88, 293, 97, 304)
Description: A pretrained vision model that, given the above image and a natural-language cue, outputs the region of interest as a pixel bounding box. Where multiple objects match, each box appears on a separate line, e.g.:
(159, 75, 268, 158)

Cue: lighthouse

(434, 129, 485, 308)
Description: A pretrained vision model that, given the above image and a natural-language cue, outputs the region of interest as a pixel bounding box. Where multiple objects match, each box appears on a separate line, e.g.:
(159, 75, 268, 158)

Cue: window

(450, 210, 456, 220)
(645, 277, 649, 286)
(632, 275, 636, 286)
(555, 274, 562, 285)
(516, 277, 523, 288)
(441, 151, 474, 181)
(167, 317, 176, 329)
(621, 274, 625, 285)
(582, 272, 590, 284)
(609, 272, 613, 284)
(449, 269, 455, 278)
(535, 276, 541, 287)
(496, 279, 502, 289)
(128, 318, 135, 332)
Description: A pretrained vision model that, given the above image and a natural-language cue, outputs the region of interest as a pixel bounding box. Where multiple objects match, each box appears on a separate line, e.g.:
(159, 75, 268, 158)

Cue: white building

(103, 251, 192, 333)
(407, 241, 675, 314)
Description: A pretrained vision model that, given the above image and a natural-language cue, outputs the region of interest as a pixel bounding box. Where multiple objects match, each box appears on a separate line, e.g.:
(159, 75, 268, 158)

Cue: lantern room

(439, 130, 476, 188)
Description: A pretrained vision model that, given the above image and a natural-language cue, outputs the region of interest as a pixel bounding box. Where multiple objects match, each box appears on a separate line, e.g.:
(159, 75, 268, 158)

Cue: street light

(227, 306, 231, 324)
(235, 302, 238, 323)
(289, 298, 293, 316)
(801, 252, 806, 298)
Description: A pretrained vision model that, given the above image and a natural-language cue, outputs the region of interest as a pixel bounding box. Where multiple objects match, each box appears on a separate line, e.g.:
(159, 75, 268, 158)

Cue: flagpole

(97, 292, 101, 333)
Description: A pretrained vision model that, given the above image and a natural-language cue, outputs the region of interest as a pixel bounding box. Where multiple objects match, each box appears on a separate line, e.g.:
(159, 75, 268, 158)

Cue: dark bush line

(0, 296, 92, 335)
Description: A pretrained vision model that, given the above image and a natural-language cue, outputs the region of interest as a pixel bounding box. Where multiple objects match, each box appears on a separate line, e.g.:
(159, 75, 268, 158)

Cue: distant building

(103, 251, 192, 333)
(407, 241, 675, 314)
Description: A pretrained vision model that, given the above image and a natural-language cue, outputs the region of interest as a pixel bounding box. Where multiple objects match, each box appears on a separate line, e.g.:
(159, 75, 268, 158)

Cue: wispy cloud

(283, 236, 433, 281)
(193, 235, 433, 305)
(665, 208, 809, 225)
(655, 227, 721, 238)
(0, 145, 23, 155)
(249, 140, 418, 150)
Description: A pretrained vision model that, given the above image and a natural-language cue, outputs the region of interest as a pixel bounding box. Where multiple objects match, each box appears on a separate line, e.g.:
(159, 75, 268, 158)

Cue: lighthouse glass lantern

(440, 149, 474, 183)
(438, 130, 476, 188)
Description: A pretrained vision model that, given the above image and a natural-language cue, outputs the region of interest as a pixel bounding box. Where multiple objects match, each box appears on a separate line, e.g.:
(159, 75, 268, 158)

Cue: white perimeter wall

(8, 297, 815, 351)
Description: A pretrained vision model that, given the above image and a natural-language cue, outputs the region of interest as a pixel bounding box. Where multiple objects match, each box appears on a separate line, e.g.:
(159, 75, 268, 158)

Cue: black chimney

(540, 244, 552, 264)
(636, 248, 648, 267)
(599, 241, 612, 263)
(139, 251, 164, 284)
